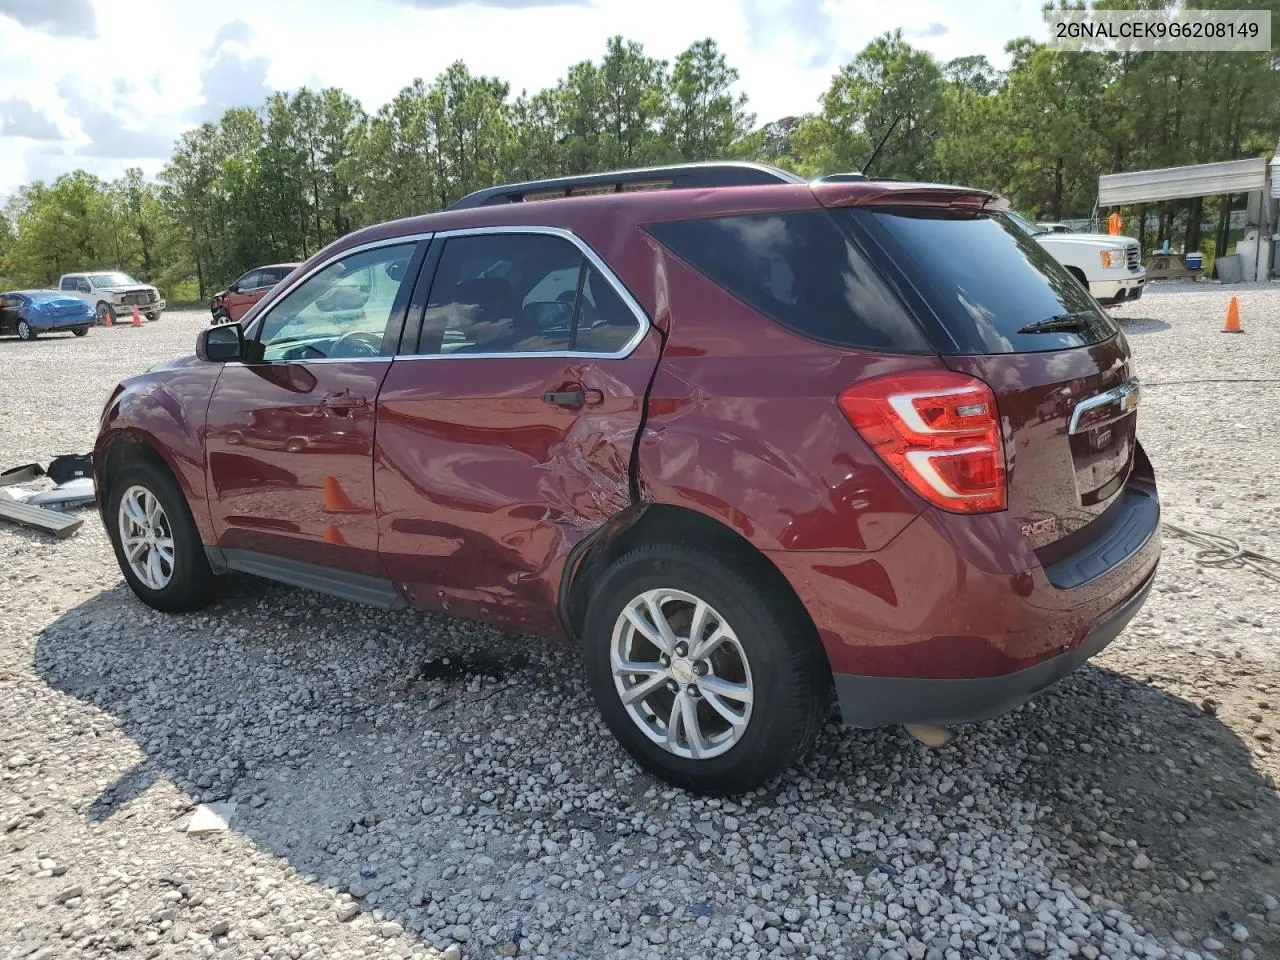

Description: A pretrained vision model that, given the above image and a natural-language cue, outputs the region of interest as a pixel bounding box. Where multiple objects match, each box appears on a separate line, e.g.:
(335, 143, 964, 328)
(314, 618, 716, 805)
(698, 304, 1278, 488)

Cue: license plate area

(1068, 380, 1139, 506)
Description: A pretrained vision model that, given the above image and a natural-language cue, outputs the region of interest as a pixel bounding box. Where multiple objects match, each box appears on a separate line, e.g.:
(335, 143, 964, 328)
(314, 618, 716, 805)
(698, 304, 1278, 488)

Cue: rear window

(647, 211, 931, 353)
(859, 208, 1118, 354)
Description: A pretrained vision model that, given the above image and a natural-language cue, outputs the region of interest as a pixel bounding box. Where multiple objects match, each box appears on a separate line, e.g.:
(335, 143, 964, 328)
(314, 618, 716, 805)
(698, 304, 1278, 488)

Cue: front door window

(254, 244, 416, 362)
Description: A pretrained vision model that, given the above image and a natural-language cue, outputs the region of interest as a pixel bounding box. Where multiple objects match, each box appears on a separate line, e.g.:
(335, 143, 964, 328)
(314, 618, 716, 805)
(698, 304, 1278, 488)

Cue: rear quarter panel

(95, 356, 221, 543)
(632, 237, 930, 553)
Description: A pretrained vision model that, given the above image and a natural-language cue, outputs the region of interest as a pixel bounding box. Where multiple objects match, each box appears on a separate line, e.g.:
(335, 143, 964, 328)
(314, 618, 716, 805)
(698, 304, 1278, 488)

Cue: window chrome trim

(395, 224, 652, 361)
(239, 232, 435, 346)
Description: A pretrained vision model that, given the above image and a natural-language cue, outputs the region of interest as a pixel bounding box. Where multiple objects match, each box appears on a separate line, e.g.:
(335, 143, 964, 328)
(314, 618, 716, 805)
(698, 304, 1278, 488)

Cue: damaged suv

(95, 163, 1160, 794)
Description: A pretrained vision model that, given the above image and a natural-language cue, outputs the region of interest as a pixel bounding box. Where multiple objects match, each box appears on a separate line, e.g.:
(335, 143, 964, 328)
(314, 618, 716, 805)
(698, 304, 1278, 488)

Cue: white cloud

(0, 0, 1048, 199)
(0, 99, 67, 141)
(186, 19, 272, 124)
(0, 0, 98, 39)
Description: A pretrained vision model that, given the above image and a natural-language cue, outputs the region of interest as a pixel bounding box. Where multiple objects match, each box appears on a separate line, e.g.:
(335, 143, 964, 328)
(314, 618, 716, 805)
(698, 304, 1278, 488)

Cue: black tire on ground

(146, 312, 160, 321)
(16, 319, 36, 340)
(72, 326, 89, 337)
(96, 301, 116, 325)
(581, 543, 831, 795)
(105, 457, 216, 613)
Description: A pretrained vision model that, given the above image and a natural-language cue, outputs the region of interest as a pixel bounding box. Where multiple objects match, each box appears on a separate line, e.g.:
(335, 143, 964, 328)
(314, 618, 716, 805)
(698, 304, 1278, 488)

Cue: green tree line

(2, 15, 1277, 300)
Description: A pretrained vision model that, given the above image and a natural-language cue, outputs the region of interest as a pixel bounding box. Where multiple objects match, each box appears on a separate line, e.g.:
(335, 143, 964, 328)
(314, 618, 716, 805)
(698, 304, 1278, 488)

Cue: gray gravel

(1, 290, 1278, 960)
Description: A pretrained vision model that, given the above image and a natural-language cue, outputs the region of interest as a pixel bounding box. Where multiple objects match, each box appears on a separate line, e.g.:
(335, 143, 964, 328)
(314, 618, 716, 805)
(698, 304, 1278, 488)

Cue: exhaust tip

(903, 723, 956, 749)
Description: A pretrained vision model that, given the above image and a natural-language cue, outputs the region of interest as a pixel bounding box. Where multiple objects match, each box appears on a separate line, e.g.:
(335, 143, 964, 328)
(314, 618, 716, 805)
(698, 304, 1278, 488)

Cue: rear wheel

(16, 319, 36, 341)
(582, 543, 830, 795)
(72, 326, 89, 337)
(96, 301, 116, 325)
(106, 458, 215, 613)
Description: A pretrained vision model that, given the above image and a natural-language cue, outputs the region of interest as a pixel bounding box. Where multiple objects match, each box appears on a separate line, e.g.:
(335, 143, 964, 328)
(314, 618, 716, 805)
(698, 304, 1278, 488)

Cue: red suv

(210, 263, 300, 324)
(95, 163, 1159, 794)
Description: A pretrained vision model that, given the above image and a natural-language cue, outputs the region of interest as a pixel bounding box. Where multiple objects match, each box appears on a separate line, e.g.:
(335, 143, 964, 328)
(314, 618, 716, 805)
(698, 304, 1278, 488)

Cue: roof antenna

(861, 115, 903, 177)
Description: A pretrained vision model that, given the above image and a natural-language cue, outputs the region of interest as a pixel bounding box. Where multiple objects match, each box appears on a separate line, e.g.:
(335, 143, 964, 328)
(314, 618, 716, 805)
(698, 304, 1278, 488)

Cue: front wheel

(146, 312, 160, 321)
(582, 543, 831, 795)
(105, 458, 215, 613)
(72, 326, 89, 337)
(16, 319, 36, 340)
(96, 301, 116, 325)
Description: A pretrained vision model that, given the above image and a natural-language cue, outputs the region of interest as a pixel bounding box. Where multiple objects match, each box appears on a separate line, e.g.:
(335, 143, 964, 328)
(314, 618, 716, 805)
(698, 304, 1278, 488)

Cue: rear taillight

(838, 371, 1006, 513)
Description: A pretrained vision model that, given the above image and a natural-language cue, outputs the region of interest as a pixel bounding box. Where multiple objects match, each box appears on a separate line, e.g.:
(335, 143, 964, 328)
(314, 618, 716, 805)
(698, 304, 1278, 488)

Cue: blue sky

(0, 0, 1049, 199)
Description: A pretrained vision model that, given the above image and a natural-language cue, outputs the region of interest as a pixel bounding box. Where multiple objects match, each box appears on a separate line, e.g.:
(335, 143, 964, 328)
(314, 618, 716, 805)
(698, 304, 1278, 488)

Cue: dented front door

(373, 338, 661, 636)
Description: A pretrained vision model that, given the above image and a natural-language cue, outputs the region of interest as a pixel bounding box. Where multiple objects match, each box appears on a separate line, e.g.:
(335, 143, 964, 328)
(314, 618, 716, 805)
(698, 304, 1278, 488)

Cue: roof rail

(446, 162, 803, 210)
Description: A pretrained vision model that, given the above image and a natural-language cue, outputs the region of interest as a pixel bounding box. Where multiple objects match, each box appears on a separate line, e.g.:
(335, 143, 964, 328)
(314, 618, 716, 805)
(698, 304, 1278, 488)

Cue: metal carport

(1098, 156, 1276, 281)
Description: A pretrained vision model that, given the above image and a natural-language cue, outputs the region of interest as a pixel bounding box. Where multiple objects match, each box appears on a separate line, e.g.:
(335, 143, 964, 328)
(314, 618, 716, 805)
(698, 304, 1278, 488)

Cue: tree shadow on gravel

(33, 578, 1280, 957)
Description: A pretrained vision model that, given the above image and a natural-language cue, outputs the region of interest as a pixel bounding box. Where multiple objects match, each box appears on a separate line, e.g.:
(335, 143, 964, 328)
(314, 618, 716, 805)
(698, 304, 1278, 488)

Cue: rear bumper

(832, 564, 1156, 727)
(768, 455, 1161, 728)
(32, 316, 92, 331)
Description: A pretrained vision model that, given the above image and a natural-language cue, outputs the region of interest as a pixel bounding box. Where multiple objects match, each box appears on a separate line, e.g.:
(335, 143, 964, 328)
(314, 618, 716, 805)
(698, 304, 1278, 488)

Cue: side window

(573, 266, 641, 352)
(60, 278, 75, 291)
(262, 268, 286, 287)
(648, 211, 930, 352)
(76, 280, 92, 294)
(421, 234, 581, 355)
(237, 270, 262, 291)
(255, 243, 416, 362)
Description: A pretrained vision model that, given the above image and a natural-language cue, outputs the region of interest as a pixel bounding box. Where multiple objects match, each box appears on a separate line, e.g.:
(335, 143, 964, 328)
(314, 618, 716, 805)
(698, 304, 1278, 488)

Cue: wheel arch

(95, 428, 213, 544)
(560, 503, 830, 672)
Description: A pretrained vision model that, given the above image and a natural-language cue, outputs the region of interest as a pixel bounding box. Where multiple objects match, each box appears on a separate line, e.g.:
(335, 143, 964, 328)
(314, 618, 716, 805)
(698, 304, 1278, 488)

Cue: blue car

(0, 290, 95, 340)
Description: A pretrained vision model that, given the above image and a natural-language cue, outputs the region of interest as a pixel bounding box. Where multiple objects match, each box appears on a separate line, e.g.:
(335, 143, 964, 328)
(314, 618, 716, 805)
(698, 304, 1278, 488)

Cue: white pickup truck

(1007, 212, 1145, 306)
(58, 271, 166, 325)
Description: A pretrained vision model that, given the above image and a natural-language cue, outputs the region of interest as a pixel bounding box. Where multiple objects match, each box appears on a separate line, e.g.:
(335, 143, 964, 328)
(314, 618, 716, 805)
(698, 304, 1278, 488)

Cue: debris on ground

(0, 498, 84, 537)
(187, 802, 238, 834)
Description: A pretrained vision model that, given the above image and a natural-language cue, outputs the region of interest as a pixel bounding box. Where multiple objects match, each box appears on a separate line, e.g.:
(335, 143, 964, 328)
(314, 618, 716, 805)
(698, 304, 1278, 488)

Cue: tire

(96, 301, 116, 325)
(72, 327, 89, 337)
(582, 543, 830, 795)
(105, 457, 215, 613)
(16, 319, 36, 341)
(146, 312, 160, 321)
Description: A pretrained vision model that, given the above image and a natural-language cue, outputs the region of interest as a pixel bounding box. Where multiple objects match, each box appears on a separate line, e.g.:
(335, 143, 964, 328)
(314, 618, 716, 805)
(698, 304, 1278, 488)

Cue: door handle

(542, 387, 603, 408)
(322, 392, 368, 411)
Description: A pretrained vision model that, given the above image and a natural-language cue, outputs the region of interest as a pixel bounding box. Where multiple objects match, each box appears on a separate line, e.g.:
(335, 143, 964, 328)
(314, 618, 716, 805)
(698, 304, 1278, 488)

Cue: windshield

(1004, 210, 1047, 237)
(90, 272, 140, 288)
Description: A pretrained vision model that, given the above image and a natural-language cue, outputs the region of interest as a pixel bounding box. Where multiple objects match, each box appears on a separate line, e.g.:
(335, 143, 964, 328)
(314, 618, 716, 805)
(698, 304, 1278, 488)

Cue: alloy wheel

(118, 485, 175, 590)
(610, 588, 754, 760)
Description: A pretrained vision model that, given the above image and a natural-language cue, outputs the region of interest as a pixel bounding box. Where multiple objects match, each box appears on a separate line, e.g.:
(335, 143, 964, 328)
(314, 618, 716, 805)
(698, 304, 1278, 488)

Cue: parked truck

(1007, 211, 1145, 305)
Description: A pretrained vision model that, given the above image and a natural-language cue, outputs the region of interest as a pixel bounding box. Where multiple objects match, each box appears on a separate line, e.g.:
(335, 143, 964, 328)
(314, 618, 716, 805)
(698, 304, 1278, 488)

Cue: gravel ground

(1, 289, 1278, 960)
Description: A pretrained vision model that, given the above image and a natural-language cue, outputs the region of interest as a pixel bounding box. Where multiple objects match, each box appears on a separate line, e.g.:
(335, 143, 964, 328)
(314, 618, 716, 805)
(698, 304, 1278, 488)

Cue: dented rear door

(373, 230, 660, 637)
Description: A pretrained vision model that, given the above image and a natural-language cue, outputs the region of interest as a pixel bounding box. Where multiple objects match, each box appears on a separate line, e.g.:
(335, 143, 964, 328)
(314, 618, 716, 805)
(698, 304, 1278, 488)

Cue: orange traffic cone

(103, 310, 113, 327)
(131, 305, 143, 327)
(322, 476, 360, 513)
(1222, 296, 1242, 333)
(323, 524, 347, 546)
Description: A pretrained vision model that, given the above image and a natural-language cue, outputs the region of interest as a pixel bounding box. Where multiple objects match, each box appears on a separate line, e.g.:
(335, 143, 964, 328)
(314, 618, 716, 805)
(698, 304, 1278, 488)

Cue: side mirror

(197, 323, 246, 363)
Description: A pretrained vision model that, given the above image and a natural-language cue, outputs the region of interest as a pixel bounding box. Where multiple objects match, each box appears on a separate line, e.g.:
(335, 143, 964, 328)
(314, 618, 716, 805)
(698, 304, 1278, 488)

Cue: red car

(209, 263, 300, 323)
(95, 163, 1159, 794)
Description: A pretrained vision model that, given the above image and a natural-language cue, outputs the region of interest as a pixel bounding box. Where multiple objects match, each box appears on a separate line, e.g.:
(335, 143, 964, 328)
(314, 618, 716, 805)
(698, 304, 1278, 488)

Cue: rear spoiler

(811, 181, 1009, 212)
